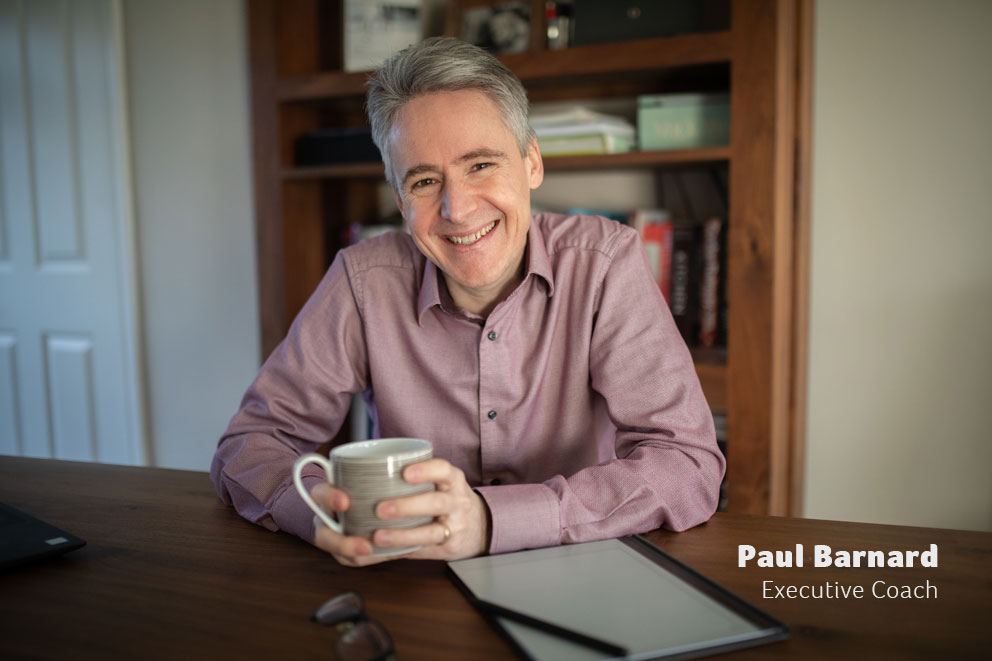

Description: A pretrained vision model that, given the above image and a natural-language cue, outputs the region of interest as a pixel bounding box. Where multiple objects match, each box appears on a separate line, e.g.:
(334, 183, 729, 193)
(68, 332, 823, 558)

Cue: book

(653, 168, 728, 348)
(532, 106, 636, 156)
(629, 209, 673, 303)
(670, 218, 700, 344)
(698, 217, 724, 348)
(537, 131, 635, 156)
(529, 106, 633, 131)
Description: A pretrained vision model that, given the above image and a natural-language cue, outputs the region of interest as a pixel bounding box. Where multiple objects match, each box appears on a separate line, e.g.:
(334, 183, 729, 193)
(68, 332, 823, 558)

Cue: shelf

(277, 70, 369, 102)
(503, 32, 732, 83)
(543, 147, 729, 170)
(275, 32, 732, 104)
(282, 162, 384, 180)
(281, 147, 730, 181)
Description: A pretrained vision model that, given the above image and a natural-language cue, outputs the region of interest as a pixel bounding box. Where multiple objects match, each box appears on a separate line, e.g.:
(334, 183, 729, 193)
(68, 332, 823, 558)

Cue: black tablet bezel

(447, 534, 789, 661)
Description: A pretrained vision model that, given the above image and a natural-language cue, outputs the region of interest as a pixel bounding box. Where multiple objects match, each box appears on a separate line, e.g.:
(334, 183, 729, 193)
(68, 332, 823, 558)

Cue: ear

(525, 139, 544, 190)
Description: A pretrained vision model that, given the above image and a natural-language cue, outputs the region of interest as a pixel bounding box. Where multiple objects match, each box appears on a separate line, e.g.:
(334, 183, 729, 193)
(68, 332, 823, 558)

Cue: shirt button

(490, 478, 502, 486)
(487, 410, 497, 420)
(487, 330, 497, 341)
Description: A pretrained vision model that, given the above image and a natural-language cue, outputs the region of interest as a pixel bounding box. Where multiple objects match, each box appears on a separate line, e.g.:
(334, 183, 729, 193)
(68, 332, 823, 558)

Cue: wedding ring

(439, 522, 451, 545)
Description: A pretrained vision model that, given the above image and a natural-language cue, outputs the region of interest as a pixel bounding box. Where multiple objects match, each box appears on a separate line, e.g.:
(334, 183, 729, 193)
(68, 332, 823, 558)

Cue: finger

(402, 458, 463, 491)
(311, 482, 349, 511)
(373, 520, 450, 550)
(376, 489, 450, 520)
(313, 517, 408, 568)
(317, 525, 415, 567)
(332, 550, 396, 568)
(313, 517, 373, 557)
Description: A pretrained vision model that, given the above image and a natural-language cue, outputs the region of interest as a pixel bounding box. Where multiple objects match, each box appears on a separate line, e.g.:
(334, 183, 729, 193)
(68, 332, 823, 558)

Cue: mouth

(446, 220, 498, 246)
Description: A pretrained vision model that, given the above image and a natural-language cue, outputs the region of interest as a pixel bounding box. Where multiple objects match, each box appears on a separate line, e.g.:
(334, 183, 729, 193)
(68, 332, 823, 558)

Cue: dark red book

(698, 217, 724, 348)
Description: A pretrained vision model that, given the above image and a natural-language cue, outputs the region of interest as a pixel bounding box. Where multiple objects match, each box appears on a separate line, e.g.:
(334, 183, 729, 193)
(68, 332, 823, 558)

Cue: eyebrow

(400, 148, 509, 187)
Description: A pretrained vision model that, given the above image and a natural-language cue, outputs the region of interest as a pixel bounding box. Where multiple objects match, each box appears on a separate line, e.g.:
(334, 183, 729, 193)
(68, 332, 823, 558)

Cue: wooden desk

(1, 456, 989, 659)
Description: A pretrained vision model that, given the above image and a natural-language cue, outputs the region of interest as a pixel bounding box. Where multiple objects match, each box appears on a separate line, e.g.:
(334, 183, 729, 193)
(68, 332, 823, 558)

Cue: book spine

(538, 134, 608, 156)
(698, 217, 723, 348)
(670, 219, 699, 345)
(641, 219, 674, 303)
(717, 216, 728, 348)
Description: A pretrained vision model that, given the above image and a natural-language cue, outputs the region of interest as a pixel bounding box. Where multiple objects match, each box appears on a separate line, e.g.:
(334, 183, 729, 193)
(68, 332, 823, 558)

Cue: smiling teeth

(448, 220, 497, 245)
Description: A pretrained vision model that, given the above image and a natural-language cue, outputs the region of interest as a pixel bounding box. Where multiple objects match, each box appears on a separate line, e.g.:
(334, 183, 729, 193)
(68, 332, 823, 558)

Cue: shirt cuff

(271, 474, 324, 544)
(476, 483, 561, 554)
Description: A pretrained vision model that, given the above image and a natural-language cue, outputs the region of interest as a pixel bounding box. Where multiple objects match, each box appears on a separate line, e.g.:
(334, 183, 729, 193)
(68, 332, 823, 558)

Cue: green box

(637, 94, 730, 151)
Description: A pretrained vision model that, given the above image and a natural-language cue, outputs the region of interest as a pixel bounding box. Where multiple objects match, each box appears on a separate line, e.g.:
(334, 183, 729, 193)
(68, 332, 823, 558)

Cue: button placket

(479, 304, 514, 490)
(478, 324, 496, 491)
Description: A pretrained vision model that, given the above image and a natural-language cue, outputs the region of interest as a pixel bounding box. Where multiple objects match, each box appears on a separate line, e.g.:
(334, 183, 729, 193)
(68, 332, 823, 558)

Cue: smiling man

(392, 89, 540, 317)
(211, 37, 724, 567)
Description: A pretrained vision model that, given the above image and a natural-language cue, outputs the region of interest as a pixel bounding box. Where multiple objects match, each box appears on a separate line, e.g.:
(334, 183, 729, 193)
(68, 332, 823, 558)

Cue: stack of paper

(531, 107, 636, 157)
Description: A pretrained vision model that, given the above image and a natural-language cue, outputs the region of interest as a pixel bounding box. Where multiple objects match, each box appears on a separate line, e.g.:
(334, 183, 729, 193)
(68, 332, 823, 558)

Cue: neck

(445, 270, 523, 318)
(445, 245, 528, 318)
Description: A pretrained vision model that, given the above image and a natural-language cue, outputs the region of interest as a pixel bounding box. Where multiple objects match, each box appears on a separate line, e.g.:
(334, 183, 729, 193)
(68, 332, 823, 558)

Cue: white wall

(804, 0, 992, 531)
(123, 0, 259, 470)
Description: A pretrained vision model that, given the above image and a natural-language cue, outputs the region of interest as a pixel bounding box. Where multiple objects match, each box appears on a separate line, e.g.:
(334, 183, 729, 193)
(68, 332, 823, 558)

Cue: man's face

(389, 90, 543, 313)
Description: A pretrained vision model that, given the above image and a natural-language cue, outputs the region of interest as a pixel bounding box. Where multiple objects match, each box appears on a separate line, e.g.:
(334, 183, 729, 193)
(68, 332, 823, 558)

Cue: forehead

(388, 90, 516, 160)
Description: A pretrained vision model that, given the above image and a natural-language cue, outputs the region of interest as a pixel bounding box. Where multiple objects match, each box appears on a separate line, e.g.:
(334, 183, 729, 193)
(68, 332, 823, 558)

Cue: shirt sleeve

(209, 253, 369, 544)
(477, 227, 725, 554)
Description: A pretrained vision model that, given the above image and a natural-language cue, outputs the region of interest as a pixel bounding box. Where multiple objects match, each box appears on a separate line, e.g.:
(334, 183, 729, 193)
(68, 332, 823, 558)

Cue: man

(211, 37, 724, 567)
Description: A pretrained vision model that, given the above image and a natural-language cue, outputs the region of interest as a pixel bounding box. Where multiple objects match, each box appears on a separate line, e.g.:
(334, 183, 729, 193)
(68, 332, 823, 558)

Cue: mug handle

(292, 453, 342, 534)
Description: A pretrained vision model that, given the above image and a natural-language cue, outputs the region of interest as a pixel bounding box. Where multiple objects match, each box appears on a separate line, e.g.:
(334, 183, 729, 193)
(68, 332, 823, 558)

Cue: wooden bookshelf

(281, 147, 731, 181)
(246, 0, 811, 517)
(281, 162, 384, 180)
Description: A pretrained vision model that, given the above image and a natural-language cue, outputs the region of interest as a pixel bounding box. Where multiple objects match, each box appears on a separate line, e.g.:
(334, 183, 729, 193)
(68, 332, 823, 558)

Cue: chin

(452, 273, 497, 291)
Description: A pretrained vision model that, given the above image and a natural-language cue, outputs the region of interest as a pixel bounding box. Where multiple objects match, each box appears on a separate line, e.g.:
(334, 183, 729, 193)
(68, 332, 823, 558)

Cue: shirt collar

(416, 213, 555, 326)
(417, 256, 443, 325)
(526, 215, 555, 298)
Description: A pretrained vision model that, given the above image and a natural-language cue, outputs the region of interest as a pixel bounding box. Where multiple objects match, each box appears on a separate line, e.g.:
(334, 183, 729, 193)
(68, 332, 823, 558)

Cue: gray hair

(366, 37, 536, 188)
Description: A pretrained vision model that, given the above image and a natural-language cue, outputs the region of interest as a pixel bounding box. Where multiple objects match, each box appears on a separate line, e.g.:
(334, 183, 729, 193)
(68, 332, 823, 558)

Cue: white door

(0, 0, 145, 464)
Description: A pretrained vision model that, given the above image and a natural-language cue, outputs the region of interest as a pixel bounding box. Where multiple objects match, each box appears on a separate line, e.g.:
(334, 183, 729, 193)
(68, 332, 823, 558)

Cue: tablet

(447, 536, 787, 660)
(0, 502, 86, 572)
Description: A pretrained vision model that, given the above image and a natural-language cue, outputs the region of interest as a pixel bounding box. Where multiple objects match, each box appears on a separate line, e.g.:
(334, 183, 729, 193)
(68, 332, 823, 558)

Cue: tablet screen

(448, 537, 786, 660)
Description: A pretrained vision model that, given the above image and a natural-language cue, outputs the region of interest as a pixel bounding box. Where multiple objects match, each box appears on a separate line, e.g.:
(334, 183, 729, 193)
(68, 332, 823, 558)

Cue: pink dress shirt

(210, 212, 725, 554)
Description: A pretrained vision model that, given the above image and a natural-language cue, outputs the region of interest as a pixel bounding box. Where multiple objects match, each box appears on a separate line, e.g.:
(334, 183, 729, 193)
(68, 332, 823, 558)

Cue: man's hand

(373, 458, 489, 560)
(310, 483, 393, 567)
(310, 458, 490, 566)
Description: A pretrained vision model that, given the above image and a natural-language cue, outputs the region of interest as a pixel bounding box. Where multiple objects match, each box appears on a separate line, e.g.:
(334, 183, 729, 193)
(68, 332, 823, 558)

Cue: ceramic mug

(292, 438, 434, 556)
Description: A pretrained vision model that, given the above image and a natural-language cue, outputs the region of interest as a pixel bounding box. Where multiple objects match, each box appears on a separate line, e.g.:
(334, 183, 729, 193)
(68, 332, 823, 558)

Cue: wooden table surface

(1, 456, 990, 660)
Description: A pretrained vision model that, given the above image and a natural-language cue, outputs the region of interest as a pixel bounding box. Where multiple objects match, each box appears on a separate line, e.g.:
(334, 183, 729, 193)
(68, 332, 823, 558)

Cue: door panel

(0, 0, 144, 464)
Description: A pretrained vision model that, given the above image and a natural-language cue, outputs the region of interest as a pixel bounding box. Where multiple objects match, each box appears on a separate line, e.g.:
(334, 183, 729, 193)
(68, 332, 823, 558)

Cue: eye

(410, 177, 437, 191)
(471, 162, 494, 172)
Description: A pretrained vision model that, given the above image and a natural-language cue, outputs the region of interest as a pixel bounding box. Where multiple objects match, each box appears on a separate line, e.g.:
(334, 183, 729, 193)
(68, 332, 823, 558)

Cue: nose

(440, 178, 476, 223)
